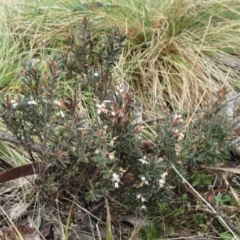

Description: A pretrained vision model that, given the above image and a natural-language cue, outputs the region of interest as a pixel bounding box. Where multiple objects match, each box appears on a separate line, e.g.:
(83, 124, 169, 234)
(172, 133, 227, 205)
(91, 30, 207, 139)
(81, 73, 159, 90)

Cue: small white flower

(139, 156, 149, 164)
(173, 114, 182, 121)
(96, 103, 107, 114)
(57, 110, 65, 118)
(108, 152, 115, 160)
(157, 157, 164, 163)
(140, 176, 149, 186)
(27, 100, 37, 105)
(112, 172, 120, 188)
(110, 137, 117, 146)
(115, 84, 126, 95)
(103, 125, 108, 130)
(134, 125, 145, 132)
(94, 72, 99, 77)
(177, 159, 182, 164)
(10, 99, 19, 108)
(112, 173, 120, 182)
(172, 114, 183, 125)
(141, 176, 146, 181)
(136, 194, 146, 202)
(96, 104, 102, 109)
(140, 205, 147, 210)
(118, 167, 126, 176)
(159, 179, 165, 188)
(102, 130, 107, 136)
(161, 171, 168, 178)
(178, 132, 184, 140)
(95, 149, 100, 154)
(12, 103, 19, 108)
(173, 129, 184, 141)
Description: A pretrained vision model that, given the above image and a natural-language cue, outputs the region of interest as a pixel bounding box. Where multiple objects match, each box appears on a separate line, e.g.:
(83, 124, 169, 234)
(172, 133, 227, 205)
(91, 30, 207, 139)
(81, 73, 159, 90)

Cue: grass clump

(81, 0, 240, 114)
(0, 0, 83, 89)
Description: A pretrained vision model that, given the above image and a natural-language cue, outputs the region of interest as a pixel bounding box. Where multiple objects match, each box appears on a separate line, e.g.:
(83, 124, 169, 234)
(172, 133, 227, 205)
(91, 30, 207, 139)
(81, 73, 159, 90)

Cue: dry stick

(0, 163, 36, 183)
(167, 159, 239, 240)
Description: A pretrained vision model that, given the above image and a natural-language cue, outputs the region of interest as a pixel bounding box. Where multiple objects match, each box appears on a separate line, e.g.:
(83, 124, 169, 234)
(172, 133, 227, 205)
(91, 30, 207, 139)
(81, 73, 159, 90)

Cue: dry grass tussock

(2, 0, 240, 116)
(84, 0, 240, 114)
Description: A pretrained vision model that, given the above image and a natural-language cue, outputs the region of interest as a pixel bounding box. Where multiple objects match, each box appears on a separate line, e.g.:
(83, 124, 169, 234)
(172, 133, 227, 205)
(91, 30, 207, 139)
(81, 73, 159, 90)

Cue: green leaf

(215, 192, 222, 203)
(219, 232, 233, 240)
(192, 180, 200, 187)
(222, 194, 231, 203)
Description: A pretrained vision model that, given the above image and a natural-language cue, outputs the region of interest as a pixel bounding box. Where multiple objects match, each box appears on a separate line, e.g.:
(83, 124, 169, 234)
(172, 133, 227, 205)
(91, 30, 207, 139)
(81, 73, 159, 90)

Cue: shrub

(0, 17, 171, 213)
(0, 16, 234, 217)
